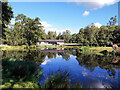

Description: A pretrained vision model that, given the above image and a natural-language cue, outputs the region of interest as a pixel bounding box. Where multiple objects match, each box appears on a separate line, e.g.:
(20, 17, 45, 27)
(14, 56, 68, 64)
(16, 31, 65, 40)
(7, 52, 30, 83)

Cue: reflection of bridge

(39, 48, 64, 52)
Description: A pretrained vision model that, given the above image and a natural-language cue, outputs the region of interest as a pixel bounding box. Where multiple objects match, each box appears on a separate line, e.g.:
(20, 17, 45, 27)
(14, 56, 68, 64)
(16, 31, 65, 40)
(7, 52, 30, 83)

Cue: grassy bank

(0, 45, 37, 51)
(90, 47, 113, 52)
(0, 45, 81, 50)
(0, 46, 23, 51)
(0, 45, 113, 52)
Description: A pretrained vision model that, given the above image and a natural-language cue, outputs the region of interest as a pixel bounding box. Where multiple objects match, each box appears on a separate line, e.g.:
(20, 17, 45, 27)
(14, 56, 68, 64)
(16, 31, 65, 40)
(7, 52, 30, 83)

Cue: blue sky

(9, 2, 118, 34)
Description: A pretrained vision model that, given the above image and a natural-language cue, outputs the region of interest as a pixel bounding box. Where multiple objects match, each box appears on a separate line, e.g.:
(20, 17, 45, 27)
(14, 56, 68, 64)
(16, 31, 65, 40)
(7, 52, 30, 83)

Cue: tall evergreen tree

(1, 1, 13, 44)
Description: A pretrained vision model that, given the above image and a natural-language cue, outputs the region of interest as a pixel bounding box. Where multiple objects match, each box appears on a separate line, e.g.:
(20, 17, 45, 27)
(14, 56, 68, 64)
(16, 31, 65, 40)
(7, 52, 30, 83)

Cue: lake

(1, 48, 120, 88)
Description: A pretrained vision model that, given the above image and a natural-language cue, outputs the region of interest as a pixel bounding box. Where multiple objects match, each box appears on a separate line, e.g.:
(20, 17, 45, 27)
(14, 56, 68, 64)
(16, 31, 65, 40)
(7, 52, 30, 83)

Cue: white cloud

(41, 21, 67, 34)
(94, 22, 102, 28)
(8, 0, 119, 9)
(67, 0, 119, 10)
(82, 0, 119, 10)
(41, 21, 66, 34)
(87, 22, 102, 28)
(83, 11, 90, 16)
(41, 21, 52, 28)
(41, 59, 51, 65)
(47, 28, 57, 31)
(82, 71, 88, 76)
(10, 18, 66, 34)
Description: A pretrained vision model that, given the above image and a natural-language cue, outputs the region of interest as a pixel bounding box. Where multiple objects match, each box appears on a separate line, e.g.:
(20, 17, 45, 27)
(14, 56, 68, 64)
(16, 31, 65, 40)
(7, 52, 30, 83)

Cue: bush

(1, 82, 12, 88)
(45, 71, 70, 88)
(13, 82, 39, 88)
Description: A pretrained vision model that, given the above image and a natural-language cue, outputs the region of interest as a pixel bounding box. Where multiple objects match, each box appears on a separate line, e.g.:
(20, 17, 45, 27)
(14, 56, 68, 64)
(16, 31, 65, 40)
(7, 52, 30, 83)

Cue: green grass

(90, 47, 113, 52)
(37, 45, 83, 49)
(0, 45, 114, 53)
(0, 45, 37, 51)
(0, 46, 23, 51)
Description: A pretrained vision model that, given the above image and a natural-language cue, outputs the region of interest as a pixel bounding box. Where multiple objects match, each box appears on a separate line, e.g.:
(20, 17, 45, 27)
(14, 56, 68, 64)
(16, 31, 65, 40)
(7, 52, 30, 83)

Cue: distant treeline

(1, 2, 120, 46)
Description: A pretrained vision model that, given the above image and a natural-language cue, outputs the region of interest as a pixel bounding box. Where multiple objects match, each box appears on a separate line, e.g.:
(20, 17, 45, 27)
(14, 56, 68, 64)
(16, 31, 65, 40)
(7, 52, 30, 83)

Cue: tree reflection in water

(2, 57, 42, 88)
(1, 48, 120, 88)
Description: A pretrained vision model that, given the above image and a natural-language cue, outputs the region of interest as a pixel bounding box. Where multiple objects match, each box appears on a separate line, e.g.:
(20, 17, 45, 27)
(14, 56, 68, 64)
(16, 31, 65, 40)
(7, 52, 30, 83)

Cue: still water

(1, 48, 120, 88)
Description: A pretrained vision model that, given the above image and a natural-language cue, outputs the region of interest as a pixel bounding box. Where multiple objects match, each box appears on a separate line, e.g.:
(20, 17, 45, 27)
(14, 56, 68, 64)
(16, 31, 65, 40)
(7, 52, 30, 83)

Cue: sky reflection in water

(40, 53, 119, 88)
(1, 49, 120, 88)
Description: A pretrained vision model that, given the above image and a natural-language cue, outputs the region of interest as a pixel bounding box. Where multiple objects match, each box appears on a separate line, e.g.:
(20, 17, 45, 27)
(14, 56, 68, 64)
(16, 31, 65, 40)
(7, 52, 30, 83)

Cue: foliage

(1, 1, 119, 47)
(44, 71, 71, 88)
(75, 49, 120, 74)
(1, 1, 13, 41)
(2, 8, 120, 46)
(62, 30, 72, 43)
(44, 70, 83, 88)
(1, 81, 40, 88)
(1, 2, 119, 89)
(47, 31, 57, 40)
(75, 21, 120, 46)
(1, 55, 83, 88)
(1, 49, 120, 88)
(108, 16, 117, 26)
(3, 14, 46, 46)
(2, 58, 42, 88)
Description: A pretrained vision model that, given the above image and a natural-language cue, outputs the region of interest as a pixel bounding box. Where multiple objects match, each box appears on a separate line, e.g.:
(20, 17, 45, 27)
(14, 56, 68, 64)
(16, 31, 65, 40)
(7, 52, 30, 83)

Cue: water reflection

(41, 60, 52, 65)
(40, 48, 64, 52)
(2, 57, 42, 88)
(1, 48, 120, 88)
(112, 56, 120, 63)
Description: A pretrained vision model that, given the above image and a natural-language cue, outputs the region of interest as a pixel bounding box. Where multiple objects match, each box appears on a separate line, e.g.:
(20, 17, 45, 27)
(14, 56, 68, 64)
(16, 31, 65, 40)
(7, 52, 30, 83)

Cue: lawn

(90, 47, 113, 52)
(0, 45, 114, 52)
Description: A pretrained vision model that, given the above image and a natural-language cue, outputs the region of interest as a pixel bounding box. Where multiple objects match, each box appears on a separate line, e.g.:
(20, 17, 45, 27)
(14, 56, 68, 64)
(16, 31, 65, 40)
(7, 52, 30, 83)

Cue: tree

(53, 31, 57, 39)
(76, 28, 85, 44)
(47, 31, 57, 40)
(113, 26, 120, 44)
(21, 15, 46, 45)
(47, 31, 54, 40)
(70, 33, 77, 43)
(84, 25, 98, 46)
(1, 1, 13, 42)
(57, 33, 62, 40)
(4, 14, 46, 46)
(109, 16, 117, 26)
(62, 30, 71, 43)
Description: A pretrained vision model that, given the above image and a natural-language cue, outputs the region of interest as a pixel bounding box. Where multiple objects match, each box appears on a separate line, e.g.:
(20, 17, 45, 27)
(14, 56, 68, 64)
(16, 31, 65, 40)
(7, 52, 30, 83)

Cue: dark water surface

(1, 48, 120, 88)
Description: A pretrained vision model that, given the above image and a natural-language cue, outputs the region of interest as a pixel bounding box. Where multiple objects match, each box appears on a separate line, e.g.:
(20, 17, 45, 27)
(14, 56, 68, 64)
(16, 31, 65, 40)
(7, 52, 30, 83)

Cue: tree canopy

(1, 2, 120, 46)
(1, 1, 13, 40)
(4, 14, 47, 46)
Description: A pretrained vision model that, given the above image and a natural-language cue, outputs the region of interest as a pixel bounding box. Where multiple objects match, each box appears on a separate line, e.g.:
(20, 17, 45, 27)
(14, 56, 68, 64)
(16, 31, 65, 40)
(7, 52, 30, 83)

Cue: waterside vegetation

(1, 1, 120, 47)
(0, 45, 114, 54)
(1, 48, 120, 88)
(0, 1, 120, 89)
